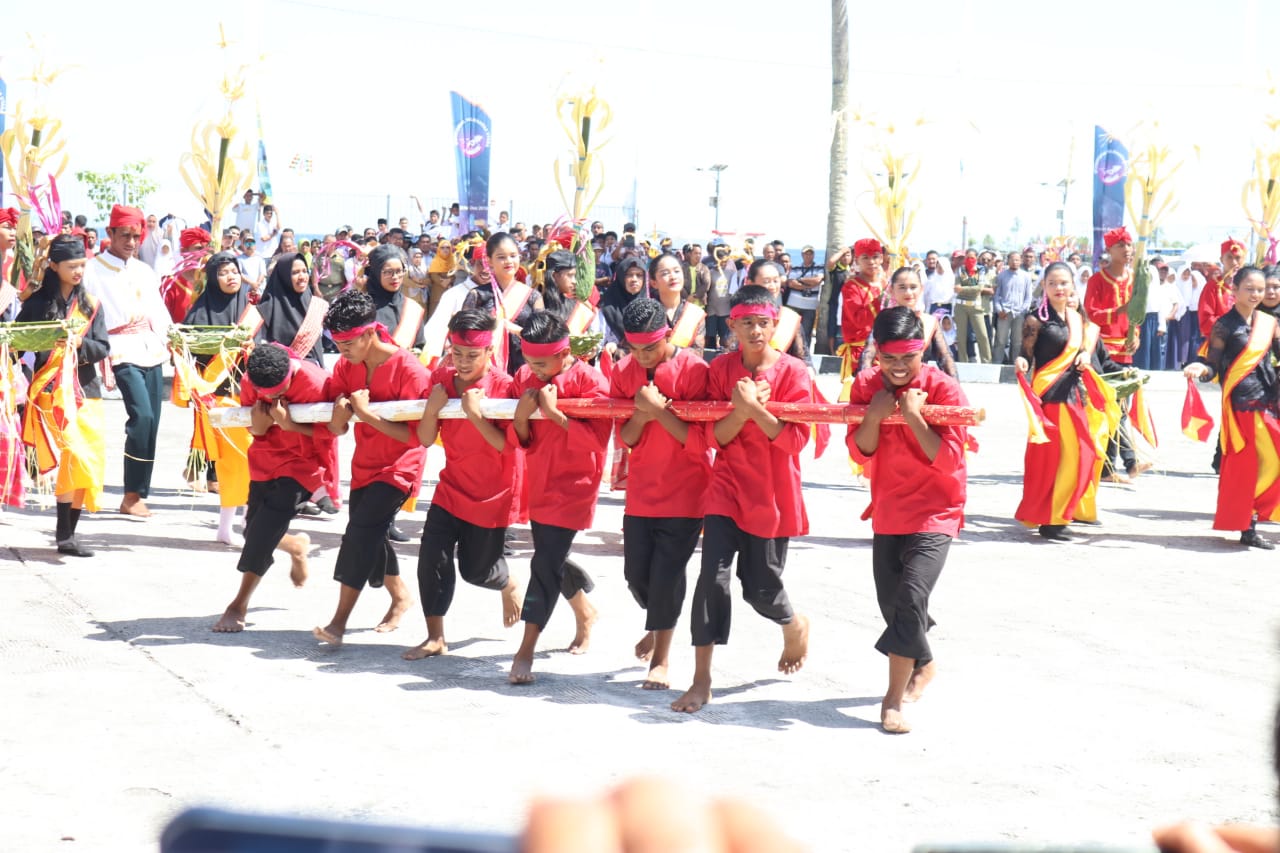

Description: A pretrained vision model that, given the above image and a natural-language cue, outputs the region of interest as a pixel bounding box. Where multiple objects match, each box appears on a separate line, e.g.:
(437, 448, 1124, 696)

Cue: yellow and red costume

(1083, 227, 1135, 366)
(838, 238, 884, 381)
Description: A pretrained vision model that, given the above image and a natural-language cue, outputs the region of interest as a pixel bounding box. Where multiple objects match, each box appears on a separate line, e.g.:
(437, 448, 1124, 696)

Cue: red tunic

(1198, 274, 1235, 340)
(703, 352, 810, 539)
(161, 273, 196, 324)
(609, 347, 713, 519)
(428, 364, 520, 529)
(840, 276, 882, 347)
(240, 360, 335, 493)
(512, 358, 610, 530)
(329, 347, 430, 494)
(844, 364, 968, 536)
(1083, 269, 1133, 365)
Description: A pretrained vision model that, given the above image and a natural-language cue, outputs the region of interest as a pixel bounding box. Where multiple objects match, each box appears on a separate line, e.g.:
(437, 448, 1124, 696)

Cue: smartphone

(161, 807, 516, 853)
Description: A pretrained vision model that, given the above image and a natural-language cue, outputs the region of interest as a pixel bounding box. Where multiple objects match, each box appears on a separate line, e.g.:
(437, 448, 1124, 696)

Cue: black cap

(545, 250, 577, 273)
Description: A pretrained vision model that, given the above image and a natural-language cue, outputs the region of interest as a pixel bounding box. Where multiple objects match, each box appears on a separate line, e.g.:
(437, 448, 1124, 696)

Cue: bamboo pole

(209, 398, 986, 429)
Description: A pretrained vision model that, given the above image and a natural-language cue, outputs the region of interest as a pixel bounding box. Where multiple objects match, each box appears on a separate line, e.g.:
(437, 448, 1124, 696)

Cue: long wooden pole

(209, 398, 985, 429)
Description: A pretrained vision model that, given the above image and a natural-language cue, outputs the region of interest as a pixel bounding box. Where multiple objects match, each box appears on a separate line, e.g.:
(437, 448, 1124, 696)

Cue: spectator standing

(922, 250, 954, 314)
(992, 251, 1035, 364)
(256, 205, 282, 258)
(682, 243, 711, 306)
(953, 254, 993, 363)
(232, 189, 261, 234)
(237, 236, 267, 294)
(785, 245, 823, 350)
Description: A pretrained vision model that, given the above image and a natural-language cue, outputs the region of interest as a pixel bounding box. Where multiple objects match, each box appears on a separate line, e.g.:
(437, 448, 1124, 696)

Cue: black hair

(1263, 264, 1280, 280)
(73, 214, 87, 228)
(1042, 261, 1074, 283)
(647, 251, 682, 279)
(377, 218, 387, 226)
(873, 305, 924, 343)
(448, 309, 496, 335)
(520, 309, 569, 344)
(246, 343, 291, 389)
(1234, 265, 1265, 288)
(324, 289, 376, 332)
(746, 259, 783, 282)
(485, 231, 518, 258)
(204, 251, 238, 284)
(622, 298, 667, 334)
(365, 244, 408, 288)
(889, 266, 920, 287)
(730, 284, 775, 310)
(604, 231, 618, 240)
(31, 236, 92, 318)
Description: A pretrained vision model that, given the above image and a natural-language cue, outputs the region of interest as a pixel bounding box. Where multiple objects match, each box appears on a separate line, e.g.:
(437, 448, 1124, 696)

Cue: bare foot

(374, 598, 412, 633)
(671, 681, 712, 713)
(212, 607, 246, 633)
(313, 624, 343, 646)
(881, 702, 911, 734)
(119, 493, 151, 518)
(634, 631, 655, 661)
(778, 614, 809, 675)
(568, 595, 597, 655)
(1129, 461, 1153, 479)
(904, 661, 936, 703)
(216, 530, 241, 547)
(509, 653, 535, 684)
(642, 663, 670, 690)
(501, 579, 521, 628)
(402, 637, 447, 660)
(287, 533, 311, 588)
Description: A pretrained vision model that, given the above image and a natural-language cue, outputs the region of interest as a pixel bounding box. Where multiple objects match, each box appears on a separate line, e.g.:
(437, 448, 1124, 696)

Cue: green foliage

(575, 240, 596, 302)
(74, 160, 159, 221)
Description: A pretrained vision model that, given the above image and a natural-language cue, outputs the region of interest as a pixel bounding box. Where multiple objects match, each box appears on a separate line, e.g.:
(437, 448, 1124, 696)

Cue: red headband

(450, 329, 493, 347)
(1221, 237, 1246, 257)
(729, 303, 778, 321)
(109, 204, 147, 239)
(0, 208, 18, 227)
(180, 227, 211, 250)
(254, 346, 297, 397)
(853, 238, 883, 257)
(1103, 227, 1132, 249)
(520, 338, 570, 357)
(624, 326, 669, 346)
(330, 321, 391, 343)
(879, 338, 925, 354)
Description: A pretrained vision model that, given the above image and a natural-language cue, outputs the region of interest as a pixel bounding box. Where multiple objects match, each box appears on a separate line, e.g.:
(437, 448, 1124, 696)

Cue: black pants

(238, 478, 310, 576)
(690, 514, 794, 647)
(334, 482, 407, 590)
(623, 515, 703, 631)
(417, 504, 509, 618)
(521, 521, 595, 629)
(871, 532, 950, 666)
(113, 363, 164, 497)
(1102, 409, 1137, 476)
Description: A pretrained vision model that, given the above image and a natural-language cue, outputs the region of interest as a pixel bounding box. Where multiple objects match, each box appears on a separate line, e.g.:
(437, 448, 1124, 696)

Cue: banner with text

(450, 91, 492, 232)
(1092, 126, 1128, 269)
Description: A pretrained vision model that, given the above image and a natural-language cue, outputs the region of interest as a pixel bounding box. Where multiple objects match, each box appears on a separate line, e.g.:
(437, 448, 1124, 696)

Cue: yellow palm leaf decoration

(554, 87, 612, 221)
(851, 111, 923, 270)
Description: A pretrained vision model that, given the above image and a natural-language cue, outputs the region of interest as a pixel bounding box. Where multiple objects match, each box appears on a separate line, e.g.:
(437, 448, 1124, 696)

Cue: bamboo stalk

(209, 398, 985, 430)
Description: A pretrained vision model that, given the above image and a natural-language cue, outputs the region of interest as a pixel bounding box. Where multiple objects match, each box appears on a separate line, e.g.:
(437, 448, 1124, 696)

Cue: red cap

(180, 227, 211, 250)
(1103, 227, 1132, 249)
(0, 208, 18, 227)
(853, 238, 883, 257)
(1220, 237, 1246, 258)
(108, 205, 147, 237)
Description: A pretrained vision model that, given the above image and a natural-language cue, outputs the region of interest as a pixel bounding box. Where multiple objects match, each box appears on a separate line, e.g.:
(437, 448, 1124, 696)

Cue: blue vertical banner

(0, 76, 7, 203)
(255, 107, 274, 204)
(450, 91, 492, 231)
(1092, 125, 1128, 269)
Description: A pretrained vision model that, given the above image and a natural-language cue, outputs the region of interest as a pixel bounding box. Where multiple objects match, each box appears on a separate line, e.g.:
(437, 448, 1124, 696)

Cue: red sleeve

(1083, 274, 1115, 326)
(922, 371, 968, 474)
(768, 360, 811, 455)
(844, 370, 879, 464)
(328, 359, 354, 400)
(679, 358, 711, 455)
(240, 379, 259, 407)
(609, 357, 641, 398)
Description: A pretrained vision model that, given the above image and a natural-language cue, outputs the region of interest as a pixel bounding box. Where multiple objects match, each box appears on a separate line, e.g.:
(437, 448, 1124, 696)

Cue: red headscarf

(0, 208, 18, 227)
(1103, 227, 1132, 249)
(180, 227, 212, 250)
(853, 238, 883, 257)
(1220, 237, 1246, 258)
(108, 205, 147, 238)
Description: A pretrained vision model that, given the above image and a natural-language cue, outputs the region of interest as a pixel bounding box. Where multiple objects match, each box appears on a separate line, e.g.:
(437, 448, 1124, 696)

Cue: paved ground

(3, 368, 1277, 852)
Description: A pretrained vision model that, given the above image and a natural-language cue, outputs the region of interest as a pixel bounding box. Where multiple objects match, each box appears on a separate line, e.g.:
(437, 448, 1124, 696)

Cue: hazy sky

(4, 0, 1278, 250)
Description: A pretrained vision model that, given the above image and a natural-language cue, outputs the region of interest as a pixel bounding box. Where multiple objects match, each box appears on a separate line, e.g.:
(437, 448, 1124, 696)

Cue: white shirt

(923, 268, 955, 306)
(256, 216, 281, 257)
(82, 252, 170, 367)
(138, 228, 165, 269)
(233, 200, 260, 234)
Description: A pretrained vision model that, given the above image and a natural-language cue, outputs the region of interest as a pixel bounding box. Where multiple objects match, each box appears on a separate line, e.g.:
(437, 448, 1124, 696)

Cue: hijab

(184, 252, 247, 326)
(600, 256, 647, 342)
(256, 252, 321, 364)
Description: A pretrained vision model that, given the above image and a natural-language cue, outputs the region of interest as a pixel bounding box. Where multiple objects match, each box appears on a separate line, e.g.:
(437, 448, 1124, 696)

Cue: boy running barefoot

(313, 291, 429, 647)
(404, 311, 523, 660)
(212, 343, 332, 633)
(847, 306, 969, 734)
(508, 311, 609, 684)
(611, 299, 713, 690)
(672, 285, 812, 714)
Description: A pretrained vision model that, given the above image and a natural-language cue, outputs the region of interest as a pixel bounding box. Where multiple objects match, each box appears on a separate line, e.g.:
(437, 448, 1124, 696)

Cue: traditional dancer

(846, 306, 969, 733)
(404, 310, 523, 660)
(160, 227, 212, 323)
(1197, 239, 1243, 350)
(313, 291, 427, 646)
(1185, 265, 1280, 549)
(859, 266, 957, 377)
(212, 343, 333, 632)
(17, 236, 110, 556)
(649, 252, 705, 356)
(612, 298, 713, 690)
(462, 232, 541, 372)
(82, 205, 170, 517)
(541, 249, 606, 344)
(838, 239, 885, 380)
(1014, 262, 1097, 540)
(673, 285, 811, 714)
(508, 310, 606, 684)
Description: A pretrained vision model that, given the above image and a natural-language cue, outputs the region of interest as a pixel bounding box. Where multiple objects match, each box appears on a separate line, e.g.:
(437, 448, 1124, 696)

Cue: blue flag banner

(0, 77, 7, 203)
(1092, 125, 1128, 269)
(256, 108, 274, 204)
(450, 91, 492, 232)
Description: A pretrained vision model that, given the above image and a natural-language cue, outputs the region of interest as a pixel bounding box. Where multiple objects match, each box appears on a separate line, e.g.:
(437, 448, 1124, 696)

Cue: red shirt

(329, 347, 430, 494)
(512, 358, 610, 530)
(703, 352, 810, 539)
(428, 364, 520, 529)
(840, 276, 882, 345)
(610, 347, 713, 519)
(1198, 274, 1235, 340)
(1084, 269, 1133, 364)
(240, 359, 335, 493)
(844, 364, 968, 537)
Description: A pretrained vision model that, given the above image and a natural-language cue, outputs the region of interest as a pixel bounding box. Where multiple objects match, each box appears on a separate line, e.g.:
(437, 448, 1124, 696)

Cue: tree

(73, 160, 159, 221)
(816, 0, 848, 356)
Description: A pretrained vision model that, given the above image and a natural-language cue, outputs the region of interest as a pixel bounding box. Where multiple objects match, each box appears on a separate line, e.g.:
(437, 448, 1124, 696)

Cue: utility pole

(700, 164, 728, 231)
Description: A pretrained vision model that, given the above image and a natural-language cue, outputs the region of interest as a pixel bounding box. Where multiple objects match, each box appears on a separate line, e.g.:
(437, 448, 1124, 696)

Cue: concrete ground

(3, 368, 1277, 852)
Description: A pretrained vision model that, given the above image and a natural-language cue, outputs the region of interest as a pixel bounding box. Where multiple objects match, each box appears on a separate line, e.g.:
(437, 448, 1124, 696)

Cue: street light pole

(700, 164, 728, 231)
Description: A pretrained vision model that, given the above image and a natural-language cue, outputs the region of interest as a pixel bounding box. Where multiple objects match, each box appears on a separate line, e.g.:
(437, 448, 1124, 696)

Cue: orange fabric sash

(1220, 310, 1277, 454)
(770, 306, 802, 352)
(567, 302, 595, 336)
(1032, 309, 1083, 398)
(670, 303, 705, 348)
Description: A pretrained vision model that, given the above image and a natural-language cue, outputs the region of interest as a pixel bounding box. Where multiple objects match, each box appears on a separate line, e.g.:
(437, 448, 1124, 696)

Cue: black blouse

(1203, 309, 1280, 412)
